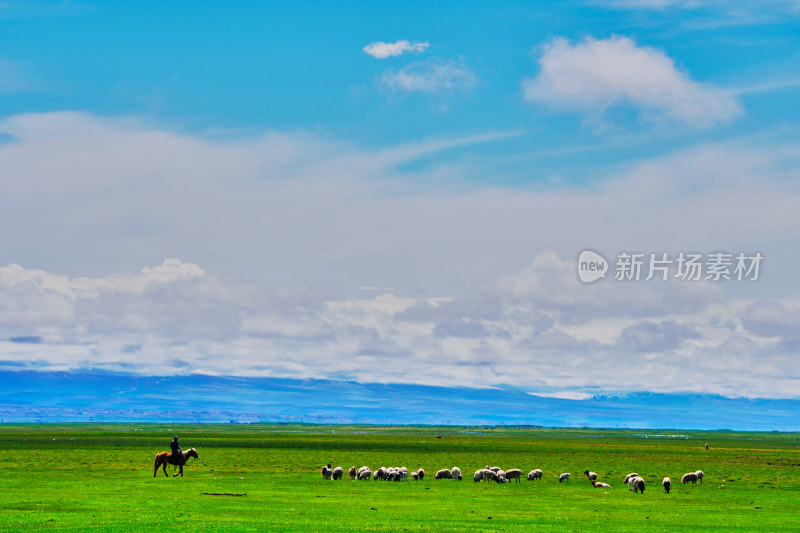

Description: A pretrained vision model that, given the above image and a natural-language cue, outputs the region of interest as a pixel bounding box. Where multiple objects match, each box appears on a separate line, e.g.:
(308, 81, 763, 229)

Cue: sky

(1, 0, 800, 399)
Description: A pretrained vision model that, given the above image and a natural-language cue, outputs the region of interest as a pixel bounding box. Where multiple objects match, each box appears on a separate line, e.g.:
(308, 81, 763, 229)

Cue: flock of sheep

(320, 463, 705, 493)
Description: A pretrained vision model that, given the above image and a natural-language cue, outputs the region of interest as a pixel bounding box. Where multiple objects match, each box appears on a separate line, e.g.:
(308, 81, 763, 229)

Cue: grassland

(0, 424, 798, 531)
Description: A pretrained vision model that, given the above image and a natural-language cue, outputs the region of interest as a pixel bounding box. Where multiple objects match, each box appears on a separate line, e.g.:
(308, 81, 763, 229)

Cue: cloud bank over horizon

(1, 112, 799, 398)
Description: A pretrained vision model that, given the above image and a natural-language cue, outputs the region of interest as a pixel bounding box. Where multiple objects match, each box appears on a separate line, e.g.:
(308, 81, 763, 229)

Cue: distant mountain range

(0, 370, 798, 431)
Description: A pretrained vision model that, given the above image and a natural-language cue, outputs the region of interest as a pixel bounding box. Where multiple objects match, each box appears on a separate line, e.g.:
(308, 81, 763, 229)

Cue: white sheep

(435, 468, 454, 480)
(505, 468, 522, 483)
(527, 469, 543, 481)
(487, 466, 502, 473)
(417, 468, 425, 481)
(592, 481, 612, 488)
(358, 469, 372, 481)
(358, 466, 370, 476)
(332, 466, 344, 480)
(559, 472, 570, 483)
(584, 470, 597, 482)
(628, 476, 645, 493)
(410, 471, 419, 481)
(681, 472, 698, 484)
(473, 469, 486, 482)
(663, 477, 671, 494)
(450, 467, 462, 481)
(695, 470, 704, 483)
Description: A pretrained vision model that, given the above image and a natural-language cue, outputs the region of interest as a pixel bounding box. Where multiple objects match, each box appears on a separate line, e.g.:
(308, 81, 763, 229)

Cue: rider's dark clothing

(170, 438, 182, 465)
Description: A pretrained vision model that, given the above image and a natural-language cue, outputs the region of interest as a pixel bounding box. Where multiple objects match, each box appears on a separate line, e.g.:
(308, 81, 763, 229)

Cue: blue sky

(1, 1, 800, 399)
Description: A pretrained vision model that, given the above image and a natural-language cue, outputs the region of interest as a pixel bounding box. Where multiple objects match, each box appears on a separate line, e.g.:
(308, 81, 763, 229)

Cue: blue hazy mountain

(0, 370, 797, 430)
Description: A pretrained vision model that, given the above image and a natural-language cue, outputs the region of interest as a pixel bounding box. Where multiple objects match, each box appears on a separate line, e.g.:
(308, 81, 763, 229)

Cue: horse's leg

(162, 460, 169, 477)
(173, 464, 182, 477)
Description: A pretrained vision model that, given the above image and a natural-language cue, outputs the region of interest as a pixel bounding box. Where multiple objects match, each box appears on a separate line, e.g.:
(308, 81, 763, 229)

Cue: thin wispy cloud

(363, 40, 429, 59)
(381, 58, 476, 93)
(522, 36, 743, 128)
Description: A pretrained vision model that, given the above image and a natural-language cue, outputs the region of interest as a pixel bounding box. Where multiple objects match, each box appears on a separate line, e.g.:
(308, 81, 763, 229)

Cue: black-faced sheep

(435, 468, 454, 480)
(410, 471, 419, 481)
(450, 467, 462, 481)
(663, 477, 671, 493)
(332, 466, 344, 480)
(417, 468, 425, 481)
(628, 476, 645, 493)
(358, 469, 372, 481)
(505, 468, 523, 483)
(321, 464, 332, 480)
(584, 470, 597, 482)
(681, 472, 698, 484)
(559, 472, 570, 483)
(527, 469, 543, 481)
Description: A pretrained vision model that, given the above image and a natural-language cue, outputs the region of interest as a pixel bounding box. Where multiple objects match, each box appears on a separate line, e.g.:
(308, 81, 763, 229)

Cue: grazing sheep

(681, 472, 698, 484)
(473, 469, 485, 482)
(332, 466, 344, 480)
(358, 466, 370, 476)
(592, 481, 612, 489)
(496, 469, 507, 483)
(358, 469, 372, 481)
(435, 468, 454, 480)
(695, 470, 704, 483)
(417, 468, 425, 481)
(374, 467, 387, 481)
(486, 470, 504, 483)
(487, 466, 502, 473)
(628, 476, 645, 493)
(584, 470, 598, 482)
(450, 467, 462, 481)
(663, 477, 671, 494)
(559, 472, 570, 483)
(527, 469, 543, 481)
(505, 468, 523, 483)
(410, 472, 419, 481)
(348, 466, 357, 480)
(321, 464, 332, 480)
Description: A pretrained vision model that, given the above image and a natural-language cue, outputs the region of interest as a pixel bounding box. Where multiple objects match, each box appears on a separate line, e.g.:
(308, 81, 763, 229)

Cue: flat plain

(0, 424, 798, 531)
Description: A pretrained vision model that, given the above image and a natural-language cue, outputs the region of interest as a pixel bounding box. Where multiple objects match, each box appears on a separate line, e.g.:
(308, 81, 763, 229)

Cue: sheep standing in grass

(435, 468, 454, 480)
(332, 466, 344, 480)
(321, 464, 332, 480)
(505, 469, 522, 483)
(559, 473, 570, 483)
(417, 469, 425, 481)
(663, 477, 671, 494)
(592, 481, 612, 489)
(527, 469, 543, 481)
(681, 472, 698, 484)
(584, 470, 597, 482)
(474, 469, 486, 482)
(374, 467, 387, 481)
(695, 470, 704, 483)
(348, 466, 357, 480)
(358, 469, 372, 481)
(410, 471, 419, 481)
(450, 467, 462, 481)
(628, 476, 645, 493)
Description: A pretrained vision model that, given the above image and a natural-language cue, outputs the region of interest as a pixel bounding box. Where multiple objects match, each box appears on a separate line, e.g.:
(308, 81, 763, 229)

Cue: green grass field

(0, 424, 798, 531)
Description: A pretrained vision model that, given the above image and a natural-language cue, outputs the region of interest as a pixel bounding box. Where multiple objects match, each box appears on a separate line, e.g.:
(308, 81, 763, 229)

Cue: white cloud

(363, 40, 429, 59)
(1, 112, 800, 397)
(382, 58, 476, 93)
(522, 36, 742, 127)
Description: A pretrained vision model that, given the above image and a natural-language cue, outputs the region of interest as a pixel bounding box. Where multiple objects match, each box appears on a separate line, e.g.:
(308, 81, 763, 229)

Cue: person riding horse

(170, 436, 183, 465)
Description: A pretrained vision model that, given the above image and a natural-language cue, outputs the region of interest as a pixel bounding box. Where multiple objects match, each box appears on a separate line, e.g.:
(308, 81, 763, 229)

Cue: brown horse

(153, 447, 199, 477)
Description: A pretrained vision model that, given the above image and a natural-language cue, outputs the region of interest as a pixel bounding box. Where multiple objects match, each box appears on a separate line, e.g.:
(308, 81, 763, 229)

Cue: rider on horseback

(170, 436, 182, 465)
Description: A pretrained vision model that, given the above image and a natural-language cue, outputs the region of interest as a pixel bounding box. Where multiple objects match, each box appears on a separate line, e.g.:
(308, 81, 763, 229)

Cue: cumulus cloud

(381, 58, 476, 93)
(522, 36, 742, 127)
(363, 40, 429, 59)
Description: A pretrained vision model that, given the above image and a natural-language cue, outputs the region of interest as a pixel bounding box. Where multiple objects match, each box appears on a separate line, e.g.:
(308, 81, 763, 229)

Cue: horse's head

(186, 448, 199, 459)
